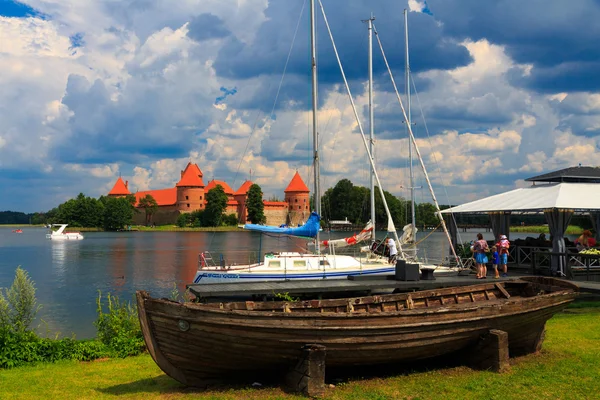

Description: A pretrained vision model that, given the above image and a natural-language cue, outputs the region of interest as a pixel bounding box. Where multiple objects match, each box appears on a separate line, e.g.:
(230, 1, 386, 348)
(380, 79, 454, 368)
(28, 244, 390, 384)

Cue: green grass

(511, 225, 584, 235)
(1, 306, 599, 399)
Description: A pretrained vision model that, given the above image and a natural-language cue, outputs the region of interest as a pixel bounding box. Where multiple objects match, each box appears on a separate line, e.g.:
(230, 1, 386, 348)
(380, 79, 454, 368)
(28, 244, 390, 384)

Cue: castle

(107, 162, 311, 226)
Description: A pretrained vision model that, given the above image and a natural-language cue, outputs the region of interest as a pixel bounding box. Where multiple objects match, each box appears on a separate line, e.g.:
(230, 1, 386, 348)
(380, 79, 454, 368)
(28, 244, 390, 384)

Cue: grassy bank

(511, 225, 584, 235)
(1, 304, 598, 400)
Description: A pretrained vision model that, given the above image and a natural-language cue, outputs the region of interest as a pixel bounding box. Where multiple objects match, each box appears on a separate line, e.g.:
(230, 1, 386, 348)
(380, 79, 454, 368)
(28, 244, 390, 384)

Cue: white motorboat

(46, 224, 84, 240)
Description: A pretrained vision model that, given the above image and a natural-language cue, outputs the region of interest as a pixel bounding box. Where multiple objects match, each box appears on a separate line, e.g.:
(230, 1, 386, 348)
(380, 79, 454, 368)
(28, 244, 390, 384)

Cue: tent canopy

(441, 183, 600, 214)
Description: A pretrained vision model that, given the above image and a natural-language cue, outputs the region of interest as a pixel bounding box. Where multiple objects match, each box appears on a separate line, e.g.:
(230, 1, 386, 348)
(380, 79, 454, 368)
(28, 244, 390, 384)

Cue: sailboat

(193, 4, 400, 285)
(193, 6, 464, 285)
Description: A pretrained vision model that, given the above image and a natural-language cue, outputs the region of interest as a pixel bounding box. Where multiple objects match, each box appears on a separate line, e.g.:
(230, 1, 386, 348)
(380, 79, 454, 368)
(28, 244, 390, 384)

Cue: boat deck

(187, 273, 600, 299)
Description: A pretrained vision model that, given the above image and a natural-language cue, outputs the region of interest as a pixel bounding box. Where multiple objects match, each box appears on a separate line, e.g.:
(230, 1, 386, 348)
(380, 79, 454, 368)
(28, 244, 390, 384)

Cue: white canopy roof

(441, 183, 600, 214)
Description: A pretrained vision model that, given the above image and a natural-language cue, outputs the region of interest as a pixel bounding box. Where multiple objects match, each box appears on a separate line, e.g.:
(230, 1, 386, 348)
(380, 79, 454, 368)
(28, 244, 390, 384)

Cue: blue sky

(1, 0, 600, 212)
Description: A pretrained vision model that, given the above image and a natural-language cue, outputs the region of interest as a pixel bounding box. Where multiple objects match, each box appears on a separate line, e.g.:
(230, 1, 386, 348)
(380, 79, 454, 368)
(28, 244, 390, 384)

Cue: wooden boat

(136, 277, 578, 387)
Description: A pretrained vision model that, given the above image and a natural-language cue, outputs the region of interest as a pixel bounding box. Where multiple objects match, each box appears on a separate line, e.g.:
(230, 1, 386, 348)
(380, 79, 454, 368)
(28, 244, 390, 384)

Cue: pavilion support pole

(489, 212, 511, 242)
(447, 215, 458, 258)
(544, 208, 573, 277)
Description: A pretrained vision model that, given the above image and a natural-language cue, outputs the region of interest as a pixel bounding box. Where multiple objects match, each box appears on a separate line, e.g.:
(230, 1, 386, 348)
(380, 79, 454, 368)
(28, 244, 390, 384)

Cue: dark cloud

(507, 62, 600, 93)
(50, 74, 211, 165)
(187, 13, 230, 42)
(428, 0, 600, 92)
(213, 1, 471, 85)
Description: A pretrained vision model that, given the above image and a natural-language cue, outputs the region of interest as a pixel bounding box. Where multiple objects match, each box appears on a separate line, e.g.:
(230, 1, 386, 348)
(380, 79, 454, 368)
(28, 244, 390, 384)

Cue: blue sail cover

(243, 212, 321, 238)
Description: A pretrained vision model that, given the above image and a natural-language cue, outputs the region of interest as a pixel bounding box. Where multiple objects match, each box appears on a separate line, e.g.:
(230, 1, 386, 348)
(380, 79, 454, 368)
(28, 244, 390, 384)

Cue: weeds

(94, 292, 145, 358)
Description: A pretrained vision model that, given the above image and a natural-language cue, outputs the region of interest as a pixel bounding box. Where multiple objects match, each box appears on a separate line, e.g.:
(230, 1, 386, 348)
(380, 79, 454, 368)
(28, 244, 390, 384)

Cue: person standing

(473, 233, 489, 279)
(491, 245, 500, 279)
(387, 237, 398, 264)
(496, 234, 510, 277)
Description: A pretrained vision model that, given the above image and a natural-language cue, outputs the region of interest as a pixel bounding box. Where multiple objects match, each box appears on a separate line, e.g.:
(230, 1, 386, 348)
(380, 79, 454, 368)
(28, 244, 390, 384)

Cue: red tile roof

(284, 171, 310, 193)
(135, 188, 177, 206)
(234, 180, 254, 196)
(176, 162, 205, 187)
(108, 177, 131, 196)
(205, 179, 234, 195)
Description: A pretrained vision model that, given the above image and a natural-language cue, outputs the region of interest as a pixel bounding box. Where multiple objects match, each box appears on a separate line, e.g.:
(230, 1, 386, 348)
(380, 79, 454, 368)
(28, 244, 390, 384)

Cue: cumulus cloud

(2, 0, 600, 213)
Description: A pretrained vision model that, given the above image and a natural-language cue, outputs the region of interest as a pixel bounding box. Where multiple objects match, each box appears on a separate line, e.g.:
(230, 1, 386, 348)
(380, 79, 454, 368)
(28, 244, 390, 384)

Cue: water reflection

(0, 227, 580, 339)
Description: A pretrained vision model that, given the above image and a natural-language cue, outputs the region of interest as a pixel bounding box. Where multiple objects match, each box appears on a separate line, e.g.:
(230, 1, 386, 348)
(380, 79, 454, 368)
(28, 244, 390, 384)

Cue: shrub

(0, 267, 41, 333)
(222, 213, 238, 226)
(176, 213, 189, 227)
(0, 328, 110, 368)
(94, 292, 145, 357)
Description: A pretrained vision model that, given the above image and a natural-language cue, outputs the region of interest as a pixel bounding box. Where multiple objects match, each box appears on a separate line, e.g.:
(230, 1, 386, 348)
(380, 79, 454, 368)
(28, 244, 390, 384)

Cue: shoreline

(1, 224, 587, 234)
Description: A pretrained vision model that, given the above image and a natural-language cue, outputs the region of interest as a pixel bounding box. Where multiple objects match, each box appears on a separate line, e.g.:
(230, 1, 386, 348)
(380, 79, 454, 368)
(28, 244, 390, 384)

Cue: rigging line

(410, 72, 464, 245)
(372, 23, 462, 267)
(232, 0, 307, 188)
(317, 0, 402, 252)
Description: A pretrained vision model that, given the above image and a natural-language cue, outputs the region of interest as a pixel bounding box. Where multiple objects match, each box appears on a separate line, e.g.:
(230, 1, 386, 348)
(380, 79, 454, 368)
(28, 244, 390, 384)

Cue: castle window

(298, 206, 301, 210)
(295, 199, 298, 203)
(187, 204, 190, 208)
(185, 196, 189, 200)
(303, 199, 306, 202)
(200, 196, 202, 200)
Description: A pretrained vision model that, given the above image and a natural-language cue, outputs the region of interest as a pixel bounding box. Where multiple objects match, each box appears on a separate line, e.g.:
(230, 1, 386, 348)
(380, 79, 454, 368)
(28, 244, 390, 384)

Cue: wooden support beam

(464, 329, 510, 373)
(285, 344, 326, 397)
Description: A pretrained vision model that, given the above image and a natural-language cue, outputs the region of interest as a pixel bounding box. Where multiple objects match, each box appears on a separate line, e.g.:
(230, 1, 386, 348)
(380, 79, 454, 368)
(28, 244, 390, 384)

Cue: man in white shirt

(387, 238, 398, 264)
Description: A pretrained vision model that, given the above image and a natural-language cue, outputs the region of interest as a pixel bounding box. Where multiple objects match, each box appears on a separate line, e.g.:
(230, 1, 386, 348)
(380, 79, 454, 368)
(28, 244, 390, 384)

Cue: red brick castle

(108, 162, 311, 226)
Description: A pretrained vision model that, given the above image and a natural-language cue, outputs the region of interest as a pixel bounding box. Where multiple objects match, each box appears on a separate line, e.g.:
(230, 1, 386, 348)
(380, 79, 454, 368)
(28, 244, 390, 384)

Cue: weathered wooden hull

(136, 277, 578, 386)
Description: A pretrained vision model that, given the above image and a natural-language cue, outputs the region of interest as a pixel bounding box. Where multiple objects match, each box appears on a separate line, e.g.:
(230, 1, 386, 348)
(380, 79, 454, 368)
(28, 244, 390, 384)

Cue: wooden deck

(187, 273, 600, 299)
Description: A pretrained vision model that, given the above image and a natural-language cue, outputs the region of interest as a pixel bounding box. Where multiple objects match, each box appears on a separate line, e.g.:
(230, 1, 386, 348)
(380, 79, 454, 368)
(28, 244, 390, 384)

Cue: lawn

(1, 306, 598, 400)
(510, 225, 584, 235)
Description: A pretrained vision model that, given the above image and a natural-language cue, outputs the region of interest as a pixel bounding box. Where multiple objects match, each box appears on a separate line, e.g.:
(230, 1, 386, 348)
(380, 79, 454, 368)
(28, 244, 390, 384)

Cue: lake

(0, 226, 567, 339)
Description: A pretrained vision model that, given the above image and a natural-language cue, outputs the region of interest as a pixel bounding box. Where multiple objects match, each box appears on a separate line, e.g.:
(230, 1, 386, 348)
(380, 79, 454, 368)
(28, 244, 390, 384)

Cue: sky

(1, 0, 600, 213)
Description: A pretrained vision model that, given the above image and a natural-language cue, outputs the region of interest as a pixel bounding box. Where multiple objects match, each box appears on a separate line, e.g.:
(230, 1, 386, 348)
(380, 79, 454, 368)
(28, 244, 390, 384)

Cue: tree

(138, 194, 158, 225)
(203, 185, 228, 227)
(416, 202, 439, 227)
(100, 196, 135, 230)
(322, 179, 370, 224)
(374, 187, 407, 229)
(246, 184, 265, 224)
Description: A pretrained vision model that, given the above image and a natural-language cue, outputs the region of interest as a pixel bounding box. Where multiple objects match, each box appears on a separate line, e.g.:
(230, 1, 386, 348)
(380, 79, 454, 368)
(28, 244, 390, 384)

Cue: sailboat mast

(310, 0, 321, 251)
(368, 13, 376, 241)
(405, 9, 416, 240)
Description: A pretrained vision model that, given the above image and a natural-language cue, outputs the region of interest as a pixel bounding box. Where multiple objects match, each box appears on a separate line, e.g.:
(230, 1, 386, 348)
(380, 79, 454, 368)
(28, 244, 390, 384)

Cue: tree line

(11, 178, 581, 230)
(321, 179, 443, 229)
(0, 184, 267, 230)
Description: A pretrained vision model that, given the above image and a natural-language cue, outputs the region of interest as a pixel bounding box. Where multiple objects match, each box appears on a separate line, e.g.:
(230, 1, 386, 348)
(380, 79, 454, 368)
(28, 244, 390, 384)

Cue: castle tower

(108, 177, 131, 198)
(176, 162, 205, 212)
(234, 180, 253, 223)
(284, 171, 310, 226)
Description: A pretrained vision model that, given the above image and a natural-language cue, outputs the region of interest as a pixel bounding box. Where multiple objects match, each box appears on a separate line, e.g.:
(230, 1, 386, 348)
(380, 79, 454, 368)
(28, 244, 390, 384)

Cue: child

(496, 234, 510, 277)
(491, 245, 500, 279)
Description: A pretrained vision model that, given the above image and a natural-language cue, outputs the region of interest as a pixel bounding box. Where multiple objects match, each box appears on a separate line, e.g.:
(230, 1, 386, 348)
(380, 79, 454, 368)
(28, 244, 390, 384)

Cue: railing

(198, 250, 262, 271)
(531, 251, 600, 281)
(514, 245, 578, 266)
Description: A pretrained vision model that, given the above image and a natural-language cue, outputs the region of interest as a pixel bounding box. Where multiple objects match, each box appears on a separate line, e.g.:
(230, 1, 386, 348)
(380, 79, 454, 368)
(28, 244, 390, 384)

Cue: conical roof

(108, 177, 131, 196)
(205, 179, 234, 195)
(234, 180, 254, 196)
(284, 171, 310, 193)
(176, 162, 205, 187)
